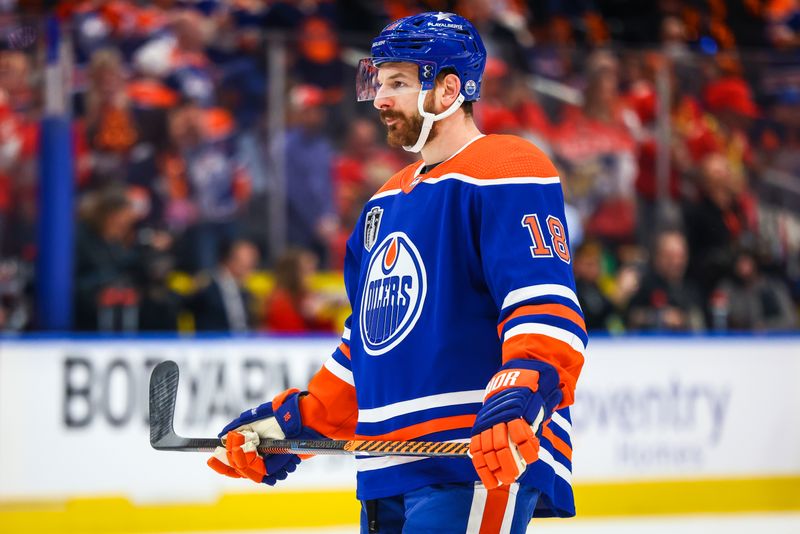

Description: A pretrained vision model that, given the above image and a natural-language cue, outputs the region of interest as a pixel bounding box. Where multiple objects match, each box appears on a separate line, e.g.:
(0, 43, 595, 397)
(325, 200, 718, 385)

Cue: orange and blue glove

(469, 360, 563, 489)
(207, 389, 325, 486)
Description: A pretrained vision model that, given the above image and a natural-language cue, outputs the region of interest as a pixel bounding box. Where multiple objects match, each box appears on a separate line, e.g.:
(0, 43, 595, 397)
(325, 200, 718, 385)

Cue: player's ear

(439, 73, 461, 108)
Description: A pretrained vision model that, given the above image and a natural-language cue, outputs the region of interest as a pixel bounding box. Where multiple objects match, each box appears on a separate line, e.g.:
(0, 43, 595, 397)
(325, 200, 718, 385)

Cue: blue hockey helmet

(356, 12, 487, 103)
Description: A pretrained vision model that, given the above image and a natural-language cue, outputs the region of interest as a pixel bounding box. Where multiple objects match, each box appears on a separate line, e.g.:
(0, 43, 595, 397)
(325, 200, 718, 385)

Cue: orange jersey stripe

(355, 414, 476, 441)
(479, 485, 512, 534)
(372, 134, 560, 198)
(497, 303, 587, 337)
(502, 334, 585, 408)
(300, 365, 358, 439)
(541, 424, 572, 462)
(338, 342, 351, 359)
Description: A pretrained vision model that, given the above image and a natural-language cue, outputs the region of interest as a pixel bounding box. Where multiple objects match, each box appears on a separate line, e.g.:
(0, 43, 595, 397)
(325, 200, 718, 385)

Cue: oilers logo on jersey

(360, 232, 427, 356)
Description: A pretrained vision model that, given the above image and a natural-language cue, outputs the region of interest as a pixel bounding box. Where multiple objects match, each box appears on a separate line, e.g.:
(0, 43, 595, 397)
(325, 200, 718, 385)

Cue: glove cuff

(273, 390, 304, 438)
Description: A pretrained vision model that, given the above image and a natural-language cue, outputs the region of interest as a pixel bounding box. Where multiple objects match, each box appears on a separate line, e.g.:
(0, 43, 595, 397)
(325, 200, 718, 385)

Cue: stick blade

(149, 360, 180, 450)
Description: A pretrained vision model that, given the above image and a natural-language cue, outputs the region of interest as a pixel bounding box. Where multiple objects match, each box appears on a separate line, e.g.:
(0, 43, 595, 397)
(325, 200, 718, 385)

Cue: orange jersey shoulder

(432, 134, 559, 181)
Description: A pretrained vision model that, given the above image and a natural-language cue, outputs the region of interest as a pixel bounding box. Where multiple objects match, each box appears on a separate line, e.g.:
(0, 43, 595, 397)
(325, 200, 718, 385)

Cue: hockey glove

(469, 360, 562, 489)
(207, 388, 325, 486)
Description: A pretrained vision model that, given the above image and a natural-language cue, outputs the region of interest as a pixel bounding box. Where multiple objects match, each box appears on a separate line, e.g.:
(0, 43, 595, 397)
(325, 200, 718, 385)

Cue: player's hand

(207, 388, 322, 486)
(469, 361, 561, 489)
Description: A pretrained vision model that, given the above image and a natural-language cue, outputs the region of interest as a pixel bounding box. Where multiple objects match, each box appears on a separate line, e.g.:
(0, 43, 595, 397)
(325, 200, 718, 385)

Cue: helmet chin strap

(403, 89, 465, 153)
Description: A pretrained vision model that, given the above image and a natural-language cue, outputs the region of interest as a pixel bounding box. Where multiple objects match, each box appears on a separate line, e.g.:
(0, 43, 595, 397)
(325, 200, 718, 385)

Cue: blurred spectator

(82, 48, 139, 187)
(294, 15, 345, 102)
(165, 104, 251, 272)
(702, 72, 759, 184)
(262, 248, 338, 333)
(550, 54, 640, 244)
(458, 0, 534, 73)
(333, 117, 406, 224)
(0, 49, 37, 259)
(189, 238, 259, 332)
(0, 258, 31, 332)
(711, 248, 797, 331)
(133, 9, 216, 106)
(137, 248, 181, 332)
(74, 189, 141, 331)
(473, 57, 551, 144)
(683, 152, 754, 293)
(274, 84, 338, 268)
(0, 50, 34, 113)
(573, 241, 622, 332)
(626, 230, 705, 332)
(766, 0, 800, 49)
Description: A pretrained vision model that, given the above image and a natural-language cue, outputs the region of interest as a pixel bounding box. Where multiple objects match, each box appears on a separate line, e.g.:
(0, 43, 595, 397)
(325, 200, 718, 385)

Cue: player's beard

(380, 93, 439, 148)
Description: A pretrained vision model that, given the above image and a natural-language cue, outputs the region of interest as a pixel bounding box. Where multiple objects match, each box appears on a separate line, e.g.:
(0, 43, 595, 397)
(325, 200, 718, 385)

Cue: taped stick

(149, 360, 470, 458)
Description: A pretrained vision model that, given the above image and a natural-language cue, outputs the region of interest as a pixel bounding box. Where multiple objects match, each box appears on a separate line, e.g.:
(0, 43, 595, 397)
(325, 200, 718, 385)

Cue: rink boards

(0, 335, 799, 533)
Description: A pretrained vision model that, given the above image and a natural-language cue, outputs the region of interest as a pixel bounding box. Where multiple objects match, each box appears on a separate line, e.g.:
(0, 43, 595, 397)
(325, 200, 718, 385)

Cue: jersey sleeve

(476, 172, 586, 410)
(297, 222, 363, 439)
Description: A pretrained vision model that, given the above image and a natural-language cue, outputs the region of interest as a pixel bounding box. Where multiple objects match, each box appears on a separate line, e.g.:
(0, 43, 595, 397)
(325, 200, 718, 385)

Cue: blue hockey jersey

(295, 134, 586, 517)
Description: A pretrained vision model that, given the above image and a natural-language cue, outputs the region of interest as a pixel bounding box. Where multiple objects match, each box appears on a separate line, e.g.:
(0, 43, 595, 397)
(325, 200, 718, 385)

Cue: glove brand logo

(485, 371, 520, 396)
(360, 232, 427, 356)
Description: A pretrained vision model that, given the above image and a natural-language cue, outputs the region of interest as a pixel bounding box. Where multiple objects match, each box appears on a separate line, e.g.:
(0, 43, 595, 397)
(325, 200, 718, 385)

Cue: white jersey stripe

(502, 284, 581, 311)
(423, 173, 560, 187)
(499, 483, 520, 534)
(323, 357, 354, 387)
(358, 390, 484, 423)
(551, 412, 572, 435)
(370, 188, 402, 201)
(465, 482, 488, 534)
(504, 323, 586, 355)
(538, 448, 572, 484)
(342, 327, 351, 342)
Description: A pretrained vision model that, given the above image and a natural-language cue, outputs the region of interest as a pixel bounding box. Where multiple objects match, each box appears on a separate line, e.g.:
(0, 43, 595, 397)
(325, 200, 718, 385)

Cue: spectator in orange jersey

(82, 48, 139, 188)
(262, 249, 337, 333)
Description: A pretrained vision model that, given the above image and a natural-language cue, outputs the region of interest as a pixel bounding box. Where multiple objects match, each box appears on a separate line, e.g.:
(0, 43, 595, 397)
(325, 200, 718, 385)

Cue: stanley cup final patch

(364, 206, 384, 252)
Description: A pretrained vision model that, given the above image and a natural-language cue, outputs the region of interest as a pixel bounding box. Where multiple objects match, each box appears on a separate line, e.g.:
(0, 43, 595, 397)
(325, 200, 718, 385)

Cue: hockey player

(208, 12, 585, 533)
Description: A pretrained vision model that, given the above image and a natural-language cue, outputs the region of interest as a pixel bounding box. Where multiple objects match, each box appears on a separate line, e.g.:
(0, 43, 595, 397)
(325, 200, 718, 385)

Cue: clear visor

(356, 57, 433, 102)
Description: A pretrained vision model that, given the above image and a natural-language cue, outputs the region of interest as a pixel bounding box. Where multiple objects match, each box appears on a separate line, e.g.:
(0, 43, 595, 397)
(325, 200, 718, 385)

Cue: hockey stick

(149, 360, 470, 458)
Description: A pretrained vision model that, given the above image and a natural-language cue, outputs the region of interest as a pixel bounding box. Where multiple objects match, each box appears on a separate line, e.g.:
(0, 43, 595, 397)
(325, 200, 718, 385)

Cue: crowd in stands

(0, 0, 798, 334)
